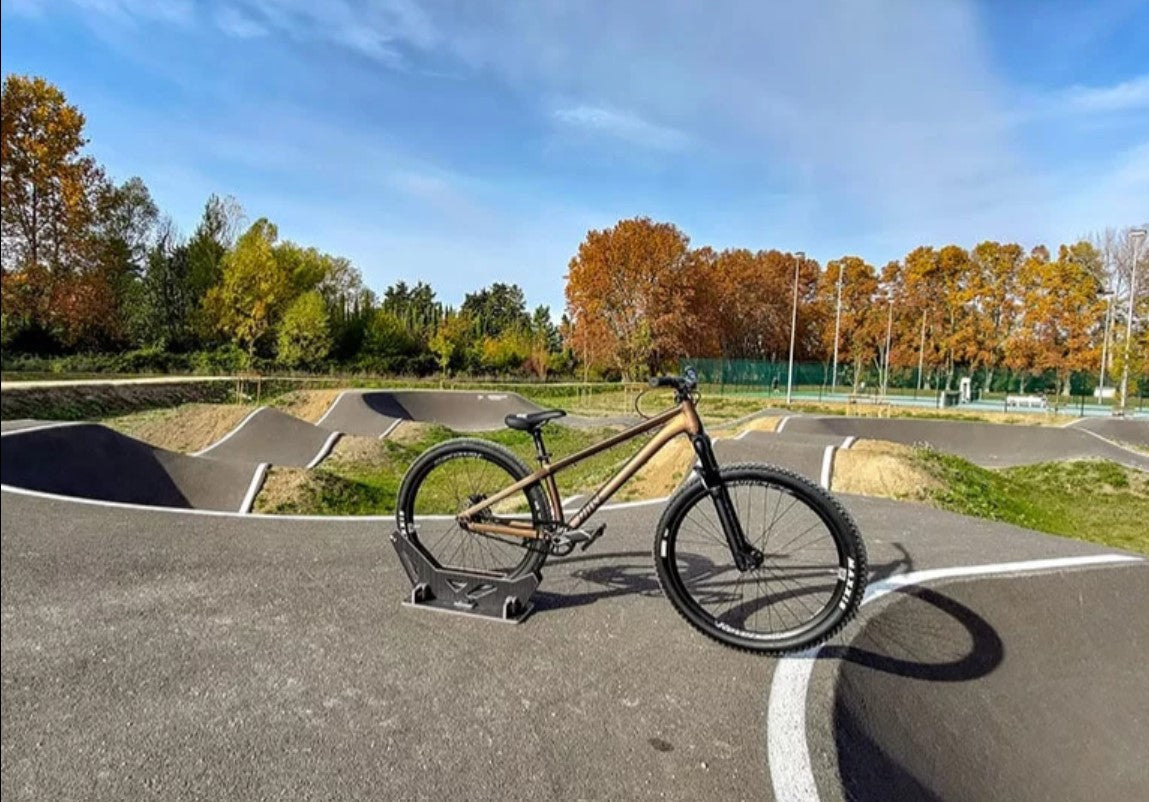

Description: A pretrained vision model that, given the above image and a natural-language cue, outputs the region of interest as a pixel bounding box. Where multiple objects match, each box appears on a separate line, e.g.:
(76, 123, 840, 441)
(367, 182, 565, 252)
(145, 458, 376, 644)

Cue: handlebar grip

(649, 376, 679, 388)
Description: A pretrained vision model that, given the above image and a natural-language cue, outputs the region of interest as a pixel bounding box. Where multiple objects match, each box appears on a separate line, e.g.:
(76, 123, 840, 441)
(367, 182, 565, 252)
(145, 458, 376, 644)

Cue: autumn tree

(964, 241, 1025, 391)
(1006, 244, 1105, 397)
(817, 256, 879, 390)
(565, 217, 695, 380)
(1, 74, 108, 344)
(203, 218, 290, 355)
(693, 248, 821, 361)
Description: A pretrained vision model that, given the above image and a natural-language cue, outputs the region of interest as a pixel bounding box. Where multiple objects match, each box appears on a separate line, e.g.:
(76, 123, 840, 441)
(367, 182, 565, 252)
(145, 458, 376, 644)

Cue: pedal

(574, 523, 606, 551)
(548, 523, 606, 556)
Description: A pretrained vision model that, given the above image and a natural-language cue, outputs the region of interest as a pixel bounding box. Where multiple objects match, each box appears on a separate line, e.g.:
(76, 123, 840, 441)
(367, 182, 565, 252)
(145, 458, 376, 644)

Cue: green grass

(916, 451, 1149, 555)
(264, 423, 647, 517)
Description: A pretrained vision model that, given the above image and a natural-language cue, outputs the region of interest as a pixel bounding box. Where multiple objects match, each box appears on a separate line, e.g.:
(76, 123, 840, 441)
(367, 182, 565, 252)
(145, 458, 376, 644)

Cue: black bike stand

(390, 531, 540, 624)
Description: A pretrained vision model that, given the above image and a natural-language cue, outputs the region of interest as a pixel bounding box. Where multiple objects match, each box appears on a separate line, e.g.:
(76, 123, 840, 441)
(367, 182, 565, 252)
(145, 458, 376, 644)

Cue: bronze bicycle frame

(459, 398, 704, 540)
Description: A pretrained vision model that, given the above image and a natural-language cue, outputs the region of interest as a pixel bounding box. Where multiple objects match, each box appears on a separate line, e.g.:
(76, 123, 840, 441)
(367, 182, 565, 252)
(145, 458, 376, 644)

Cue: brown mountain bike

(395, 369, 867, 654)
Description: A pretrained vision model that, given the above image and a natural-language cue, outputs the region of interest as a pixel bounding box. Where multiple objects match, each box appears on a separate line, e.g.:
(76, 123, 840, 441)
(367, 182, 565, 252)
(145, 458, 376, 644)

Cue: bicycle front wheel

(654, 463, 866, 654)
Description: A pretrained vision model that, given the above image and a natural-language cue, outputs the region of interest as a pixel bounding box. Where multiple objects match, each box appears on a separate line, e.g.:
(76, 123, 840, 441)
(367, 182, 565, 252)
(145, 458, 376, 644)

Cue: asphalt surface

(0, 423, 263, 512)
(1069, 416, 1149, 447)
(2, 398, 1147, 800)
(780, 415, 1149, 470)
(820, 563, 1149, 802)
(195, 407, 340, 467)
(715, 433, 837, 487)
(2, 483, 1144, 801)
(316, 389, 543, 435)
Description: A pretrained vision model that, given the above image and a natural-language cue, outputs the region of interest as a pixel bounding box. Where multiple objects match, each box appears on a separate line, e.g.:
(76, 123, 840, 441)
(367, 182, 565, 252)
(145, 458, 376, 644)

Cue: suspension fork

(690, 434, 763, 572)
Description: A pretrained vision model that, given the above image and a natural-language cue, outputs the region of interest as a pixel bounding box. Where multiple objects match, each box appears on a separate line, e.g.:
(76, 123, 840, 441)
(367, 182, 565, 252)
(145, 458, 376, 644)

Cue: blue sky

(2, 0, 1146, 313)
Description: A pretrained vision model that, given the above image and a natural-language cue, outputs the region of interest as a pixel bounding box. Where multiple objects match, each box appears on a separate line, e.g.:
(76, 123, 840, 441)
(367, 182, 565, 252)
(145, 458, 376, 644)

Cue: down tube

(567, 417, 690, 529)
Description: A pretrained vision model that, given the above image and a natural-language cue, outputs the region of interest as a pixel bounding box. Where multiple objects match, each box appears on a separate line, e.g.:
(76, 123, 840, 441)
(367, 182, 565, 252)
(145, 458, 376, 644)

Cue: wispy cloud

(1060, 74, 1149, 113)
(213, 6, 266, 40)
(552, 105, 690, 151)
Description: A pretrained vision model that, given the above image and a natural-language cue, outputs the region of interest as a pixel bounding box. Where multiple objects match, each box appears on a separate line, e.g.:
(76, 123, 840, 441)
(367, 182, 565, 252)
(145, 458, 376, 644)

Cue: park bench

(1005, 394, 1048, 410)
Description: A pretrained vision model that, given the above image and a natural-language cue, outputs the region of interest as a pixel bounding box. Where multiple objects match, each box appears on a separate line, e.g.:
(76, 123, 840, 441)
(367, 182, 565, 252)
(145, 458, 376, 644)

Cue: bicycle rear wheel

(396, 438, 549, 578)
(654, 463, 866, 654)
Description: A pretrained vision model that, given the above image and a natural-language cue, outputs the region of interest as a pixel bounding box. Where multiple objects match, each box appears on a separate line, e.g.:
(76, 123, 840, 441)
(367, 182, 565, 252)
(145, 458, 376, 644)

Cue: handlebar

(648, 366, 698, 392)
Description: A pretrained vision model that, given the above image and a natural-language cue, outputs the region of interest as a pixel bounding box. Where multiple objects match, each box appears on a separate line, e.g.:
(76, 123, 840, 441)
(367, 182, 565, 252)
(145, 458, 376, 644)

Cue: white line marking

(1, 479, 677, 520)
(305, 431, 342, 469)
(192, 407, 267, 455)
(841, 436, 857, 449)
(0, 483, 396, 520)
(238, 463, 269, 513)
(766, 553, 1144, 802)
(818, 445, 835, 490)
(776, 416, 793, 433)
(314, 390, 348, 427)
(377, 419, 403, 439)
(0, 421, 89, 437)
(1073, 424, 1147, 458)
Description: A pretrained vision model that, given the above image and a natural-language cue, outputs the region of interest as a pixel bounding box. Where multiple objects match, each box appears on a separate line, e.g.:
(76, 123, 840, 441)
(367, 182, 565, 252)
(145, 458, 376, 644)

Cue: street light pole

(1119, 228, 1146, 414)
(786, 251, 805, 405)
(916, 307, 927, 394)
(882, 295, 894, 396)
(831, 261, 844, 395)
(1098, 291, 1114, 404)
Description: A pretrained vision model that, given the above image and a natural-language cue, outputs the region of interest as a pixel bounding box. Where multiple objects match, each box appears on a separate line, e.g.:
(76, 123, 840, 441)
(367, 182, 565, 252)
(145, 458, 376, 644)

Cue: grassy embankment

(916, 452, 1149, 555)
(255, 422, 669, 516)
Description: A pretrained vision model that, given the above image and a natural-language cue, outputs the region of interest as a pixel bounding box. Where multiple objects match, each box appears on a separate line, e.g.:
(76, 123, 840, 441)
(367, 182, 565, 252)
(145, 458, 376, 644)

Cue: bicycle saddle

(504, 409, 566, 432)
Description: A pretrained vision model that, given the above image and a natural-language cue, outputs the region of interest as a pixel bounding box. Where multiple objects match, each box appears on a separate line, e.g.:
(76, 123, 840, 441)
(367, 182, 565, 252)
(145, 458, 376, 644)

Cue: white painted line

(192, 406, 267, 455)
(314, 390, 348, 427)
(0, 483, 396, 521)
(238, 463, 269, 513)
(0, 421, 89, 437)
(819, 445, 835, 490)
(377, 419, 403, 439)
(1074, 425, 1146, 458)
(1, 479, 678, 521)
(776, 416, 793, 433)
(841, 436, 857, 449)
(766, 553, 1144, 802)
(305, 431, 342, 469)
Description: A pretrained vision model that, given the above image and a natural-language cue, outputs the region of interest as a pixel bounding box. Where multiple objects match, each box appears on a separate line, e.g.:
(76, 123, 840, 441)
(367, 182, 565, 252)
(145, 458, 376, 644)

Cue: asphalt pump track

(2, 397, 1147, 800)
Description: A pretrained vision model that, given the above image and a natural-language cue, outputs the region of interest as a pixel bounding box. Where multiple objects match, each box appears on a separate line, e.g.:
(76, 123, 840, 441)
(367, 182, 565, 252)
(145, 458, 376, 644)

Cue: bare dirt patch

(328, 434, 387, 465)
(253, 467, 311, 513)
(621, 437, 695, 500)
(831, 440, 940, 498)
(105, 403, 255, 452)
(272, 388, 345, 423)
(386, 421, 435, 446)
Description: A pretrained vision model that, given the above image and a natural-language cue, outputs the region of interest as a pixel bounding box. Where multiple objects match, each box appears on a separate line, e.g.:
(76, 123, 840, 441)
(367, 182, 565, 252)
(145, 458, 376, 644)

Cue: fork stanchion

(390, 531, 541, 623)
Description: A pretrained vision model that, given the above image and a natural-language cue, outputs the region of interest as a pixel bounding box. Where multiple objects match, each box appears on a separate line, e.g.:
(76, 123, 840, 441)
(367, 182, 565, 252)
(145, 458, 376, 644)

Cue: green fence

(683, 357, 1148, 407)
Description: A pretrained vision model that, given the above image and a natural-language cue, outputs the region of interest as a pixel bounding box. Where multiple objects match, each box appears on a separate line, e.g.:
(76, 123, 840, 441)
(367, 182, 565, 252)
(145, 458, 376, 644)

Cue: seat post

(531, 430, 550, 464)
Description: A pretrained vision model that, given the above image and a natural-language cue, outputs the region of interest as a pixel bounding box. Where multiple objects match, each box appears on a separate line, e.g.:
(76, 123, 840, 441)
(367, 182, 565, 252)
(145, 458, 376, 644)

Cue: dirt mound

(105, 403, 256, 453)
(832, 441, 940, 498)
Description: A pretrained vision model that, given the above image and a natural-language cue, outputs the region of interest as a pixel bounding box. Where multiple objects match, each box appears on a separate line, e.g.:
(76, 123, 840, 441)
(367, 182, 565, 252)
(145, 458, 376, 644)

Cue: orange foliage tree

(565, 217, 696, 380)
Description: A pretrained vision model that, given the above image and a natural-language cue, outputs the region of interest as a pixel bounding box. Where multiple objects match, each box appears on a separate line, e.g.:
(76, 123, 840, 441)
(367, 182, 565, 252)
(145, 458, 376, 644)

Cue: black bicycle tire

(653, 462, 867, 654)
(396, 438, 550, 578)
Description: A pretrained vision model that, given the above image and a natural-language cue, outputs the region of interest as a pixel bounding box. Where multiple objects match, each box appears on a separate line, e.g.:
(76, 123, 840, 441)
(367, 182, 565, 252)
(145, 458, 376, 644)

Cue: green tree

(203, 218, 290, 355)
(462, 283, 530, 337)
(277, 290, 332, 369)
(131, 218, 192, 349)
(429, 312, 472, 378)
